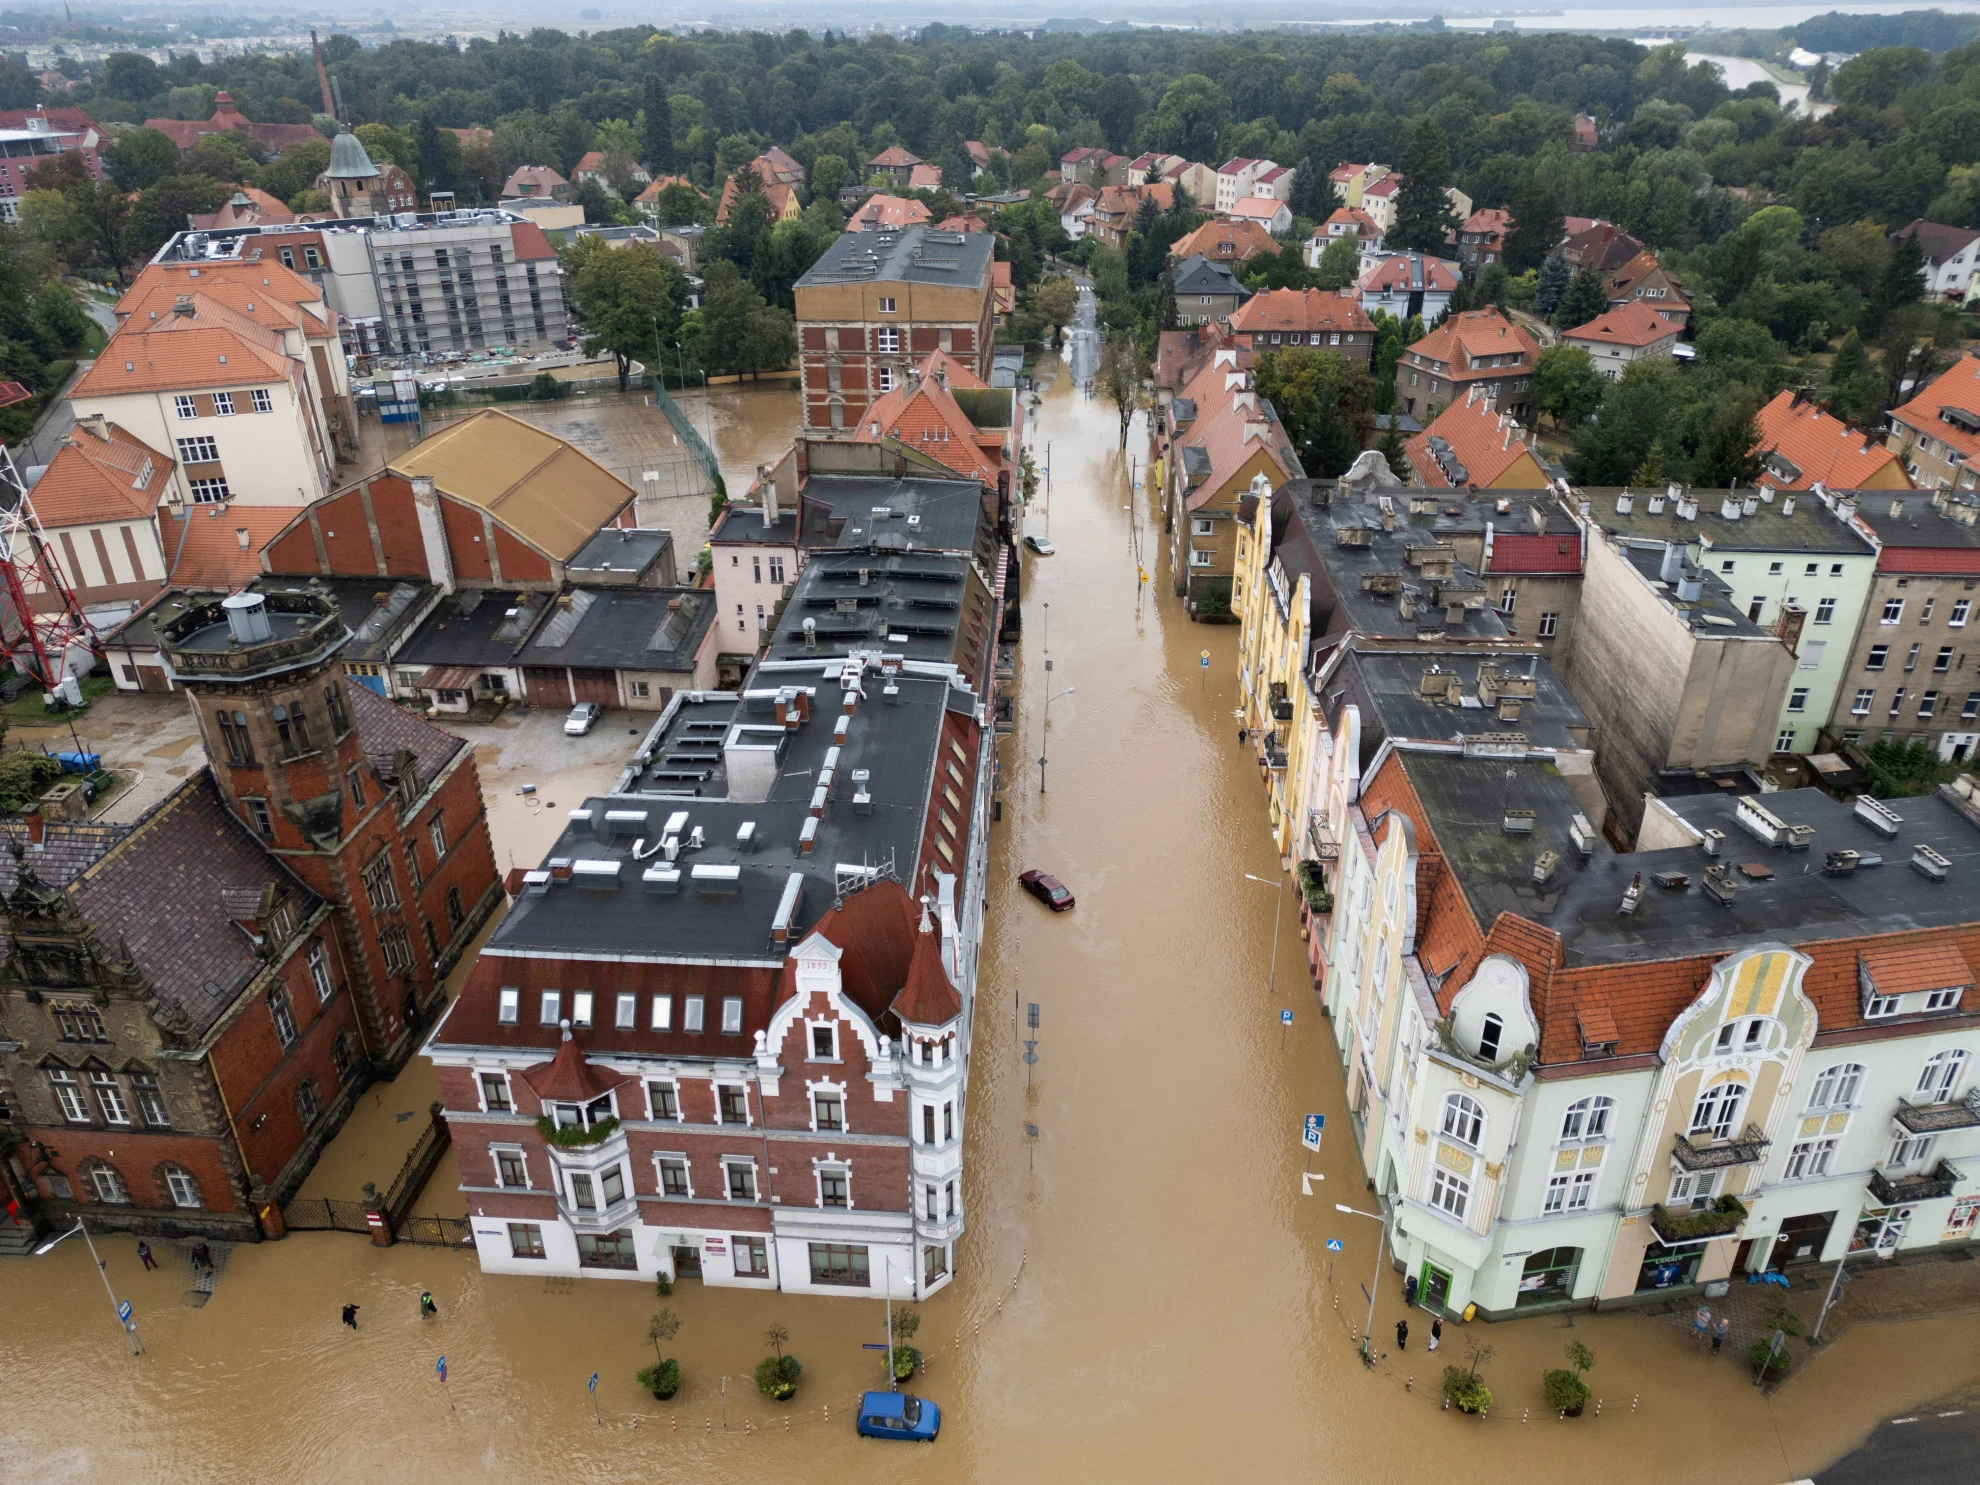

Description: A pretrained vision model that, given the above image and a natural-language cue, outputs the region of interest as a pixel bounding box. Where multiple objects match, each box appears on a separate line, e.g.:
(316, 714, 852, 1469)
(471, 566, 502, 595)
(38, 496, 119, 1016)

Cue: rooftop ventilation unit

(1700, 827, 1726, 858)
(1912, 844, 1951, 882)
(1502, 809, 1535, 835)
(771, 872, 804, 942)
(1823, 849, 1859, 876)
(1569, 813, 1597, 857)
(572, 858, 622, 885)
(810, 784, 829, 818)
(1652, 870, 1689, 890)
(1615, 491, 1633, 515)
(1700, 863, 1737, 906)
(1675, 568, 1704, 603)
(1737, 797, 1788, 846)
(1618, 872, 1644, 915)
(1784, 823, 1815, 852)
(736, 821, 757, 853)
(522, 869, 551, 895)
(798, 817, 819, 855)
(642, 863, 682, 894)
(1532, 850, 1560, 884)
(690, 862, 742, 894)
(1853, 795, 1904, 838)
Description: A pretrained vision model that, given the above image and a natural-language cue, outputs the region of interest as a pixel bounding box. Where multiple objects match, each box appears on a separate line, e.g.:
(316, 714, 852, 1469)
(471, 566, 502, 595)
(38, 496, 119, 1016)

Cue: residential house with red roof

(962, 140, 1007, 176)
(1603, 250, 1692, 326)
(1827, 486, 1980, 761)
(1451, 206, 1511, 274)
(716, 174, 802, 226)
(1216, 158, 1287, 213)
(1754, 389, 1911, 492)
(1888, 353, 1980, 489)
(141, 92, 319, 154)
(1306, 207, 1385, 270)
(633, 175, 699, 224)
(1358, 252, 1463, 330)
(1572, 113, 1599, 151)
(1160, 355, 1300, 610)
(850, 348, 1024, 492)
(1359, 173, 1403, 233)
(865, 145, 924, 189)
(1557, 221, 1644, 273)
(1560, 301, 1684, 378)
(0, 104, 105, 220)
(1391, 306, 1537, 424)
(572, 150, 653, 199)
(19, 419, 176, 610)
(188, 187, 298, 232)
(1405, 390, 1549, 489)
(1226, 196, 1293, 236)
(1229, 288, 1376, 364)
(501, 165, 571, 202)
(1329, 163, 1391, 210)
(1169, 217, 1278, 266)
(850, 193, 933, 232)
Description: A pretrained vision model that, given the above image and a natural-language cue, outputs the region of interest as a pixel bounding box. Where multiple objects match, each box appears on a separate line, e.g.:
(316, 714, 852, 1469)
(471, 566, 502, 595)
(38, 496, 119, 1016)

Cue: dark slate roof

(254, 575, 433, 665)
(396, 586, 553, 669)
(1172, 253, 1250, 300)
(1403, 752, 1980, 969)
(349, 682, 466, 794)
(0, 817, 131, 959)
(1615, 542, 1770, 638)
(68, 774, 321, 1036)
(799, 472, 992, 557)
(1848, 487, 1980, 551)
(567, 527, 675, 579)
(1323, 649, 1592, 773)
(515, 588, 715, 673)
(710, 505, 800, 547)
(795, 226, 994, 291)
(765, 550, 991, 674)
(1584, 487, 1874, 555)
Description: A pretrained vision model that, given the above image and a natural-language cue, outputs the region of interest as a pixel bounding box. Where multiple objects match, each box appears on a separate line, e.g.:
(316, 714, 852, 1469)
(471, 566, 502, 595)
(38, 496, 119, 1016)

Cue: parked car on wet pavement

(563, 702, 602, 736)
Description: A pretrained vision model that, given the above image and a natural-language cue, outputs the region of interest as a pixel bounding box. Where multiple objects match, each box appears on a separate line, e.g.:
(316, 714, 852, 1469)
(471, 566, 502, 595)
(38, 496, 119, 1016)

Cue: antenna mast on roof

(0, 444, 101, 690)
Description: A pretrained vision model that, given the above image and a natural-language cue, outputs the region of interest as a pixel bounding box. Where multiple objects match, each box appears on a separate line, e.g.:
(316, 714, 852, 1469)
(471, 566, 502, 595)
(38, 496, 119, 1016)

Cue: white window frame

(810, 1083, 847, 1133)
(1864, 993, 1902, 1020)
(1882, 598, 1905, 624)
(570, 990, 593, 1028)
(1440, 1092, 1484, 1148)
(90, 1072, 129, 1126)
(166, 1168, 201, 1208)
(1784, 1138, 1836, 1181)
(498, 987, 520, 1024)
(651, 993, 672, 1030)
(493, 1144, 530, 1189)
(684, 995, 705, 1033)
(213, 391, 235, 416)
(654, 1153, 693, 1198)
(721, 996, 743, 1035)
(808, 1020, 839, 1062)
(1815, 597, 1836, 624)
(1924, 988, 1964, 1013)
(646, 1080, 681, 1121)
(815, 1160, 852, 1209)
(1806, 1063, 1863, 1112)
(251, 387, 273, 413)
(539, 989, 561, 1025)
(1918, 1049, 1968, 1102)
(1669, 1168, 1719, 1206)
(174, 394, 197, 419)
(307, 941, 334, 1003)
(1889, 1132, 1935, 1170)
(1537, 611, 1558, 638)
(1787, 688, 1808, 714)
(477, 1070, 513, 1113)
(615, 992, 636, 1029)
(1560, 1095, 1614, 1143)
(1688, 1080, 1746, 1141)
(1428, 1167, 1470, 1221)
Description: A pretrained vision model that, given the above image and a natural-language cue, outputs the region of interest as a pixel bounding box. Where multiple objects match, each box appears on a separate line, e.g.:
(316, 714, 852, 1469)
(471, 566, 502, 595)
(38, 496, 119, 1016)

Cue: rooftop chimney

(1615, 491, 1633, 515)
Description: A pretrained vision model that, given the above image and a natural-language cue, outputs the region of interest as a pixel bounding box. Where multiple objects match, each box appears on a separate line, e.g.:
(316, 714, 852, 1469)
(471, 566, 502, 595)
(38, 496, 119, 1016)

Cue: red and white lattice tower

(0, 442, 101, 686)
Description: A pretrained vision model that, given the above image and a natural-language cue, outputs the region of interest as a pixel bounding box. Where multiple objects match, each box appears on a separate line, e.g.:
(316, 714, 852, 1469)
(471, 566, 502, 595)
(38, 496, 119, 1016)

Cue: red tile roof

(141, 92, 318, 152)
(851, 194, 933, 231)
(868, 145, 923, 168)
(1169, 218, 1278, 263)
(517, 1032, 639, 1104)
(1877, 547, 1980, 575)
(1229, 287, 1376, 339)
(1860, 940, 1975, 996)
(1753, 390, 1907, 491)
(1358, 254, 1463, 295)
(1320, 207, 1382, 239)
(501, 165, 569, 197)
(1404, 308, 1538, 371)
(30, 422, 172, 527)
(163, 503, 306, 589)
(891, 914, 962, 1026)
(116, 259, 336, 342)
(853, 353, 1006, 484)
(1890, 354, 1980, 468)
(74, 315, 293, 399)
(1458, 206, 1511, 240)
(1489, 531, 1583, 575)
(509, 221, 558, 261)
(1405, 392, 1540, 489)
(1562, 301, 1685, 349)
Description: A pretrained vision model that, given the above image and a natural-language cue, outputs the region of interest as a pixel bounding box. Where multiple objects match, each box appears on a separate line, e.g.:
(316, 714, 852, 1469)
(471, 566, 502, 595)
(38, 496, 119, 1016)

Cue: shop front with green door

(1418, 1260, 1454, 1314)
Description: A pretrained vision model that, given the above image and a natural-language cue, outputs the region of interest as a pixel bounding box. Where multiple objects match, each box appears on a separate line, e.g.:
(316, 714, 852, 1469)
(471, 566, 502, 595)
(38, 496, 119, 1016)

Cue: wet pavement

(6, 356, 1980, 1482)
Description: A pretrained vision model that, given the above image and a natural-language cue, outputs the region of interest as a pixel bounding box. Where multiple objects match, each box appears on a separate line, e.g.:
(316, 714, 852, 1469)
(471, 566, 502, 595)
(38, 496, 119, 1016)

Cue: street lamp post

(1039, 684, 1075, 793)
(1243, 871, 1285, 1001)
(1336, 1201, 1387, 1364)
(35, 1215, 143, 1356)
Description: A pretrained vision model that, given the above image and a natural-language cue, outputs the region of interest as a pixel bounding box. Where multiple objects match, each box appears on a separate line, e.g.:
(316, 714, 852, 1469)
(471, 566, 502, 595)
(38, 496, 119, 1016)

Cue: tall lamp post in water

(1336, 1201, 1387, 1363)
(1243, 871, 1285, 1001)
(35, 1216, 143, 1356)
(1039, 683, 1074, 792)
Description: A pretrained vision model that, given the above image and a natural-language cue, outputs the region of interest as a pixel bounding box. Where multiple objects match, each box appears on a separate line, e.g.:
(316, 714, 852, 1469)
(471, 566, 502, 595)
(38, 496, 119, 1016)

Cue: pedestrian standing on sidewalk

(1693, 1304, 1712, 1344)
(1395, 1318, 1408, 1351)
(1712, 1315, 1730, 1354)
(136, 1240, 157, 1271)
(342, 1303, 360, 1329)
(1403, 1273, 1419, 1308)
(1428, 1318, 1442, 1353)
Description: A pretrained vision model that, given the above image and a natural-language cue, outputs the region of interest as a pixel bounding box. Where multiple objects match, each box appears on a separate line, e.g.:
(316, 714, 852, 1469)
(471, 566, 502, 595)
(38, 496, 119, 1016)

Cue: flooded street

(6, 357, 1979, 1482)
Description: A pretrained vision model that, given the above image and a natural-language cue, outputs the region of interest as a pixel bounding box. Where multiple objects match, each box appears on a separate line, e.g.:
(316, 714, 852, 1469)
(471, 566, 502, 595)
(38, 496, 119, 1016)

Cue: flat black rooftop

(1277, 480, 1515, 644)
(1401, 751, 1980, 968)
(515, 587, 714, 673)
(485, 663, 969, 960)
(1848, 488, 1980, 550)
(1583, 487, 1874, 555)
(795, 226, 994, 291)
(253, 575, 431, 664)
(764, 550, 983, 670)
(567, 528, 674, 577)
(397, 587, 549, 669)
(710, 505, 800, 546)
(1330, 649, 1592, 769)
(800, 472, 990, 556)
(1617, 542, 1770, 638)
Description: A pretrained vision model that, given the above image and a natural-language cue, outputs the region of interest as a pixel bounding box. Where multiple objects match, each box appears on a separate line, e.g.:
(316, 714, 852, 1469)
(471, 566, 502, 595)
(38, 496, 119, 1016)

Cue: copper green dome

(325, 128, 381, 180)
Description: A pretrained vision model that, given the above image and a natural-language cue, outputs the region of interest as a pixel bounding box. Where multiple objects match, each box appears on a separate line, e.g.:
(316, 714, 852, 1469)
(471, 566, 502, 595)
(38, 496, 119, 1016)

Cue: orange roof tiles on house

(74, 316, 294, 401)
(116, 259, 337, 342)
(1457, 206, 1511, 241)
(890, 913, 963, 1026)
(1168, 217, 1278, 263)
(517, 1033, 639, 1104)
(851, 194, 933, 231)
(188, 186, 296, 231)
(508, 221, 558, 261)
(1404, 392, 1545, 489)
(30, 422, 173, 527)
(1561, 301, 1684, 349)
(990, 260, 1014, 315)
(1604, 250, 1689, 308)
(1488, 531, 1583, 575)
(141, 91, 319, 153)
(935, 213, 985, 234)
(635, 174, 697, 204)
(1859, 941, 1976, 996)
(1321, 206, 1382, 239)
(1404, 307, 1539, 372)
(1753, 389, 1910, 491)
(1230, 287, 1376, 341)
(907, 163, 943, 192)
(1175, 391, 1297, 514)
(1890, 354, 1980, 470)
(1359, 253, 1464, 296)
(501, 165, 569, 198)
(867, 145, 923, 168)
(163, 503, 306, 589)
(853, 353, 1006, 484)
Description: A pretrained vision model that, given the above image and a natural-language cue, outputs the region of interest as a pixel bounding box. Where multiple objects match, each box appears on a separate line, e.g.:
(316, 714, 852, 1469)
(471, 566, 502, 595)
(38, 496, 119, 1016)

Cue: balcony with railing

(1869, 1157, 1963, 1205)
(1671, 1124, 1771, 1171)
(1893, 1090, 1980, 1135)
(1305, 812, 1340, 863)
(1649, 1194, 1747, 1245)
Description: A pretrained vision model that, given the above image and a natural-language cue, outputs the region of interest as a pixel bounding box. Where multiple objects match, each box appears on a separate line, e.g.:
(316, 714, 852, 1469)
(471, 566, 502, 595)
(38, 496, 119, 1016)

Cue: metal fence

(400, 1215, 475, 1248)
(649, 374, 724, 494)
(282, 1197, 372, 1234)
(382, 1111, 451, 1228)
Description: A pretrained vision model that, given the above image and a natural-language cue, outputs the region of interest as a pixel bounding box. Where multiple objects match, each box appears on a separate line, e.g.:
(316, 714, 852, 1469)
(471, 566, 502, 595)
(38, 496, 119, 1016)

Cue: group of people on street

(134, 1239, 211, 1273)
(1694, 1304, 1733, 1353)
(339, 1291, 438, 1330)
(1391, 1273, 1441, 1352)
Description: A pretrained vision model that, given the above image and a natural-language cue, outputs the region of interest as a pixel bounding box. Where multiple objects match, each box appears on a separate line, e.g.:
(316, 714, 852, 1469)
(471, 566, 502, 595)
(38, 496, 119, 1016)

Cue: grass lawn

(0, 672, 118, 728)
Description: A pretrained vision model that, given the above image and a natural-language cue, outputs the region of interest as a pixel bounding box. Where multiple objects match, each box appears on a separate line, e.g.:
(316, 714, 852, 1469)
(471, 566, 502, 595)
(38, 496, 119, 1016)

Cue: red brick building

(0, 586, 498, 1245)
(794, 227, 997, 432)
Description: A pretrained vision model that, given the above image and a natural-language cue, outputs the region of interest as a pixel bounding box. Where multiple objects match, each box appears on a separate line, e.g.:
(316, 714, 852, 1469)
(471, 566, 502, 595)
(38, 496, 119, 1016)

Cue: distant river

(1437, 2, 1980, 30)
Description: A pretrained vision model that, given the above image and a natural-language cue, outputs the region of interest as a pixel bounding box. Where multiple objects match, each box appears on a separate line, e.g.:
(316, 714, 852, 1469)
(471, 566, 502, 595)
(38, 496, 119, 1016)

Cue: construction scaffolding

(0, 442, 101, 690)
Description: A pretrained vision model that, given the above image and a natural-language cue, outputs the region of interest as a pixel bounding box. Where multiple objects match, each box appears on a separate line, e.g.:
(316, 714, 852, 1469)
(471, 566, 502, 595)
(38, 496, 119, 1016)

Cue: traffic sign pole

(1280, 1007, 1293, 1051)
(1200, 649, 1211, 689)
(589, 1370, 600, 1425)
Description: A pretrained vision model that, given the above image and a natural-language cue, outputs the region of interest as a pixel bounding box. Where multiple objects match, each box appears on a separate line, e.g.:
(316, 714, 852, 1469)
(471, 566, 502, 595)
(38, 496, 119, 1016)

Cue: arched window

(1477, 1012, 1504, 1062)
(1689, 1078, 1747, 1141)
(1918, 1049, 1970, 1103)
(331, 1030, 355, 1086)
(1560, 1095, 1615, 1142)
(1806, 1063, 1865, 1112)
(158, 1163, 202, 1209)
(1441, 1092, 1484, 1147)
(78, 1158, 128, 1204)
(217, 709, 254, 766)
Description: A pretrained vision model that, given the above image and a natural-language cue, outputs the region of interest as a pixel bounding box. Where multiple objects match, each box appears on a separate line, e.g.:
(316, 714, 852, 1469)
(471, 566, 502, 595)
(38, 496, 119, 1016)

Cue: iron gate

(282, 1197, 372, 1234)
(400, 1215, 474, 1248)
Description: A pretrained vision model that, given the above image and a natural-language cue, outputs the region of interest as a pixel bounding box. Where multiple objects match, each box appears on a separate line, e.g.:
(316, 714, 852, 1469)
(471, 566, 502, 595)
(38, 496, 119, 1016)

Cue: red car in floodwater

(1018, 869, 1074, 912)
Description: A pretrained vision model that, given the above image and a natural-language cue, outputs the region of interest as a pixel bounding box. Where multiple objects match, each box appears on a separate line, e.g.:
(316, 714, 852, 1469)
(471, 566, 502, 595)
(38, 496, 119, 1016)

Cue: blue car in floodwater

(856, 1390, 939, 1441)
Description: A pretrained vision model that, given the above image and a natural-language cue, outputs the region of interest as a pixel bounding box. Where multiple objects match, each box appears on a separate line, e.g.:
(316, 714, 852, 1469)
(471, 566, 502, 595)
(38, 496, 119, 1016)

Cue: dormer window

(1477, 1013, 1503, 1062)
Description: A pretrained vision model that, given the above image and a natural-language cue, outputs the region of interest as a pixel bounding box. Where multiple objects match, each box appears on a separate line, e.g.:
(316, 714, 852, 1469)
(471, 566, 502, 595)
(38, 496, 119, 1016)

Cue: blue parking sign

(1280, 1009, 1294, 1025)
(1303, 1114, 1324, 1152)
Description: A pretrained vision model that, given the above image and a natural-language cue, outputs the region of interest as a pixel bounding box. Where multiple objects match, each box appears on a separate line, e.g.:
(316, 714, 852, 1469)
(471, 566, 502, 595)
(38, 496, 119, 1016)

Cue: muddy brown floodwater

(4, 359, 1977, 1482)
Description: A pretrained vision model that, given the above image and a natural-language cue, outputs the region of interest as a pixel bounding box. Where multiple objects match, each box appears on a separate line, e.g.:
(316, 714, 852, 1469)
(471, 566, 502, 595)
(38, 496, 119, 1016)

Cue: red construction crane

(0, 442, 102, 690)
